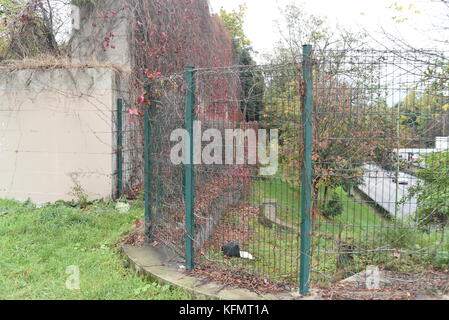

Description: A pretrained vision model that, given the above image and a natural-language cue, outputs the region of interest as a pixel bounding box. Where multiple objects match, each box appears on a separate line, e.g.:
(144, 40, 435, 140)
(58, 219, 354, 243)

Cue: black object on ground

(222, 242, 240, 258)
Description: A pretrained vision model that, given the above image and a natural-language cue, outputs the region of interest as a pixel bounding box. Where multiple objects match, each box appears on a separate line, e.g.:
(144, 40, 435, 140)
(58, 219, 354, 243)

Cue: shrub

(406, 151, 449, 227)
(377, 227, 415, 250)
(320, 191, 343, 219)
(431, 252, 449, 270)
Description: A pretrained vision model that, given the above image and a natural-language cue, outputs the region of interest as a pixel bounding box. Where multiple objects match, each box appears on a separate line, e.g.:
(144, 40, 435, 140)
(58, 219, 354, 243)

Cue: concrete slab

(260, 199, 298, 231)
(358, 164, 419, 219)
(121, 244, 314, 300)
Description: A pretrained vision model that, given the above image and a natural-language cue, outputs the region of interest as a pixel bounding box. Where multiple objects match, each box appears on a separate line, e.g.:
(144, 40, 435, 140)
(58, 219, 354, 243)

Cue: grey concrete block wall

(70, 0, 132, 68)
(0, 67, 120, 203)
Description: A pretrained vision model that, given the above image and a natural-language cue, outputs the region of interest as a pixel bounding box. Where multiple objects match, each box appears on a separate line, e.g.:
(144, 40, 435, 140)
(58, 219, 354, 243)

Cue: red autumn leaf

(136, 95, 145, 104)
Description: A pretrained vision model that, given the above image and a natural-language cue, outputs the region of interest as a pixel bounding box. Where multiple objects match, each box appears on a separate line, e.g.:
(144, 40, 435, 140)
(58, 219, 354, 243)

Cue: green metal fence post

(144, 97, 152, 243)
(116, 98, 123, 199)
(184, 66, 195, 270)
(299, 44, 313, 295)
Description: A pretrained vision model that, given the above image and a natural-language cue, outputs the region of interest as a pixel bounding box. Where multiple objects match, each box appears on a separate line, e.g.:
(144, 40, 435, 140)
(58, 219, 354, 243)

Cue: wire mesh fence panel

(141, 65, 305, 289)
(144, 73, 189, 256)
(191, 65, 303, 289)
(142, 48, 449, 293)
(116, 98, 145, 200)
(310, 50, 449, 292)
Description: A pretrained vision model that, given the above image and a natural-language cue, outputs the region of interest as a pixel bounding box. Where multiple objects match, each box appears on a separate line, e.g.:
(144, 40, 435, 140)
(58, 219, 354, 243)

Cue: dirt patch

(318, 285, 446, 300)
(201, 204, 260, 254)
(317, 270, 449, 300)
(121, 220, 146, 246)
(189, 263, 286, 295)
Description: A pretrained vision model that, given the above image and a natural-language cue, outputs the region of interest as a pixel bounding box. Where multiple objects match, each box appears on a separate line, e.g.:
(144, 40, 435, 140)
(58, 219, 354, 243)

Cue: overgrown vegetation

(319, 191, 344, 219)
(0, 0, 67, 59)
(219, 5, 264, 122)
(398, 88, 449, 148)
(407, 151, 449, 226)
(70, 0, 97, 6)
(262, 3, 397, 206)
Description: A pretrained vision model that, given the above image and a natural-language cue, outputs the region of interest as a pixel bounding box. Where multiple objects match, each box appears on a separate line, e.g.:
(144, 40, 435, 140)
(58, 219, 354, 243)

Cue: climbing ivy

(71, 0, 98, 7)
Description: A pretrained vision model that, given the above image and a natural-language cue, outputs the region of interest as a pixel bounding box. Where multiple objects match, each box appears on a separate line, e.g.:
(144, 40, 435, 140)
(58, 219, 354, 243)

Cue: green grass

(214, 178, 449, 286)
(249, 178, 387, 229)
(0, 199, 191, 300)
(249, 177, 300, 225)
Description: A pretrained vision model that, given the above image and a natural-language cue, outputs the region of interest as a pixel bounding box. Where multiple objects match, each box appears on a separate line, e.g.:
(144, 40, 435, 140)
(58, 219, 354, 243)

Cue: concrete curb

(120, 244, 312, 300)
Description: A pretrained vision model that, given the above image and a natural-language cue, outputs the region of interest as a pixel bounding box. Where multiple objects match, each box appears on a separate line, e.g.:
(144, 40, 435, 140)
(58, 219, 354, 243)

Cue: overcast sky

(209, 0, 449, 62)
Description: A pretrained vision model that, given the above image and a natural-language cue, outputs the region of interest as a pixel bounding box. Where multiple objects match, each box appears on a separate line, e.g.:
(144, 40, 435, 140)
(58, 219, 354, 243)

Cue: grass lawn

(249, 177, 386, 228)
(249, 176, 300, 226)
(0, 199, 190, 300)
(212, 177, 449, 286)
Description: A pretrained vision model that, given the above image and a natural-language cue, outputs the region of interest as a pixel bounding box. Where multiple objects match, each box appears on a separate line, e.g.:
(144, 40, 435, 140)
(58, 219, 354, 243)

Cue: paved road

(358, 164, 419, 219)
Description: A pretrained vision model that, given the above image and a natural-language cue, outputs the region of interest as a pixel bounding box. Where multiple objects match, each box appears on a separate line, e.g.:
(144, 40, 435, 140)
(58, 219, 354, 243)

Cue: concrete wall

(70, 0, 132, 68)
(0, 67, 120, 203)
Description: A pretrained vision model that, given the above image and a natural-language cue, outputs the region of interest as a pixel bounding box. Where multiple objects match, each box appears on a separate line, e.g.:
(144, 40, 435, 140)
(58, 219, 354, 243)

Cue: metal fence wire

(116, 98, 145, 200)
(141, 47, 449, 294)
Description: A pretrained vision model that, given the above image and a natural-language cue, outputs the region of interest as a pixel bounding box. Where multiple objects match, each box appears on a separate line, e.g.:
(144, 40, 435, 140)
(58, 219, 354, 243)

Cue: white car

(392, 173, 409, 185)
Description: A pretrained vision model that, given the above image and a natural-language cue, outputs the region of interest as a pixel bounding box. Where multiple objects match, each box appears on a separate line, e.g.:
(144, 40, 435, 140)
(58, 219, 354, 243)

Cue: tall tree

(219, 5, 264, 122)
(0, 0, 74, 59)
(266, 4, 396, 211)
